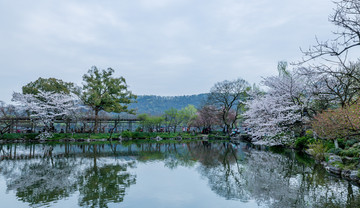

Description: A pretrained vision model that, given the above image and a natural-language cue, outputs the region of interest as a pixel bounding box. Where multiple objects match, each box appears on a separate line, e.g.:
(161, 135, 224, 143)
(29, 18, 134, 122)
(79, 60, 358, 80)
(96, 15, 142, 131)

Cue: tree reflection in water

(78, 163, 136, 208)
(0, 142, 360, 208)
(0, 144, 136, 208)
(2, 157, 78, 206)
(195, 143, 360, 208)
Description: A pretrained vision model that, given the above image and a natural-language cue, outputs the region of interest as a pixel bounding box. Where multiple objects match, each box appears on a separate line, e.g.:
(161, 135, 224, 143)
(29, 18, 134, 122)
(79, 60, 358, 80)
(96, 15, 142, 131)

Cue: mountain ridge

(129, 93, 209, 115)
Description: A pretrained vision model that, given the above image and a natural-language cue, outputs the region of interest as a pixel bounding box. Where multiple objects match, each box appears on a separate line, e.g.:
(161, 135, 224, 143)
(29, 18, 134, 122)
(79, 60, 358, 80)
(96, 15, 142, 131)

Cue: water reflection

(0, 144, 136, 208)
(0, 141, 359, 208)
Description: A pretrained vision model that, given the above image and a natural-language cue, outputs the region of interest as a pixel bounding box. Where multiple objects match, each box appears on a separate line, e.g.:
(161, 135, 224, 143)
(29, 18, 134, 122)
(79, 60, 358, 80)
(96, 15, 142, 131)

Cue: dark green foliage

(121, 131, 132, 138)
(131, 132, 143, 139)
(295, 152, 315, 166)
(324, 140, 335, 151)
(1, 133, 38, 140)
(295, 137, 308, 150)
(327, 148, 342, 155)
(339, 148, 360, 157)
(337, 138, 346, 149)
(130, 94, 208, 115)
(269, 146, 286, 154)
(120, 131, 199, 139)
(346, 139, 359, 148)
(23, 133, 39, 139)
(81, 66, 136, 133)
(82, 66, 136, 114)
(22, 77, 79, 95)
(294, 136, 315, 150)
(0, 133, 19, 139)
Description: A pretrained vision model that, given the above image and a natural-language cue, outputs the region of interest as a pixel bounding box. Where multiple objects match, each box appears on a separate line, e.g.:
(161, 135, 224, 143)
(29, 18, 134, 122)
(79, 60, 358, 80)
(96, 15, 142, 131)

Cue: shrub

(1, 133, 39, 140)
(324, 140, 335, 151)
(0, 133, 19, 139)
(295, 136, 314, 150)
(131, 132, 148, 139)
(346, 139, 358, 148)
(312, 101, 360, 140)
(22, 133, 39, 139)
(121, 131, 132, 138)
(339, 148, 360, 157)
(309, 140, 326, 161)
(132, 132, 140, 138)
(269, 146, 286, 154)
(327, 148, 342, 155)
(305, 130, 314, 136)
(337, 138, 346, 149)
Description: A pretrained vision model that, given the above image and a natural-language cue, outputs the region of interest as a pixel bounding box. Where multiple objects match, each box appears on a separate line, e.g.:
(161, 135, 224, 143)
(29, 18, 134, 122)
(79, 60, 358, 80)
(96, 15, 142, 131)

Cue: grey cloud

(0, 0, 335, 103)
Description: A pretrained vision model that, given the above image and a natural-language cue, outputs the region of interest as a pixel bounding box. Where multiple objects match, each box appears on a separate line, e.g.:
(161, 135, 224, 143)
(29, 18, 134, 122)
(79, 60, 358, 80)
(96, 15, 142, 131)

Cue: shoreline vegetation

(0, 131, 238, 144)
(296, 136, 360, 186)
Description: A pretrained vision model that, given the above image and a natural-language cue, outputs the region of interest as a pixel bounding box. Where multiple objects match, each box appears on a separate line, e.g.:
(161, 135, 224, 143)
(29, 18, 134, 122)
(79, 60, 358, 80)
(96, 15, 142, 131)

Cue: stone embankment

(305, 150, 360, 184)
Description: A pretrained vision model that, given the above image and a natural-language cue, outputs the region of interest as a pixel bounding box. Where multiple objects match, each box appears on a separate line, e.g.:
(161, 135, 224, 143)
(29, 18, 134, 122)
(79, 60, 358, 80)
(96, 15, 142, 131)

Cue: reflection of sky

(0, 176, 28, 208)
(121, 162, 262, 208)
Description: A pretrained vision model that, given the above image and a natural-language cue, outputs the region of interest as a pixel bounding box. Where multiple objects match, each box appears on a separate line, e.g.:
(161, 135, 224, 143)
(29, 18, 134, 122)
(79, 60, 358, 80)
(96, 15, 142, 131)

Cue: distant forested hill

(129, 93, 209, 115)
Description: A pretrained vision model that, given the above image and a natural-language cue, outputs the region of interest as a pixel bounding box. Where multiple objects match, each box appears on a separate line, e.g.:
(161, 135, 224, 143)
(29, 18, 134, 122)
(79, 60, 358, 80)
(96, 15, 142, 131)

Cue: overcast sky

(0, 0, 335, 103)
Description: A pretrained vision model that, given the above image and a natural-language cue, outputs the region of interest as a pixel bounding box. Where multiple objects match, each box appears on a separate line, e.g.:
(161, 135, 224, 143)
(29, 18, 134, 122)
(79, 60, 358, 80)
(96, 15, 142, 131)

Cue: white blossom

(12, 91, 80, 139)
(244, 70, 310, 145)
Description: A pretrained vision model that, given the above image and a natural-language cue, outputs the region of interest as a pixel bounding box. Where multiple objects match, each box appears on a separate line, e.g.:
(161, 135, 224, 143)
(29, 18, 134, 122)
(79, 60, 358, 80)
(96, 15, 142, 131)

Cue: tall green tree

(179, 105, 198, 130)
(163, 108, 181, 133)
(137, 113, 164, 132)
(81, 66, 136, 133)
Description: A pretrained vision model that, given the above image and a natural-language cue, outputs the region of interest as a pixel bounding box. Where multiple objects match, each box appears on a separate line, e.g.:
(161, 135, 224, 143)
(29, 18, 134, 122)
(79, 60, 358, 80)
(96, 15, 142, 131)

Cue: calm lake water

(0, 141, 359, 208)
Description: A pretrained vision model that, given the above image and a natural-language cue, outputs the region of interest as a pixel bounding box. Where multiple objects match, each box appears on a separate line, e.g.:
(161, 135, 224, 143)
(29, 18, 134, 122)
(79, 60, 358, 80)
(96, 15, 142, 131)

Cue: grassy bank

(0, 131, 230, 142)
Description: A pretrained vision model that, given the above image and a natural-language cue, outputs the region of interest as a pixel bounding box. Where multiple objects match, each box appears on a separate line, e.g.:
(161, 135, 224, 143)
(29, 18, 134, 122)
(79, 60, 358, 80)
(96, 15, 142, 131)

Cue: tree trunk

(108, 120, 119, 140)
(334, 139, 339, 149)
(94, 109, 99, 133)
(66, 120, 70, 133)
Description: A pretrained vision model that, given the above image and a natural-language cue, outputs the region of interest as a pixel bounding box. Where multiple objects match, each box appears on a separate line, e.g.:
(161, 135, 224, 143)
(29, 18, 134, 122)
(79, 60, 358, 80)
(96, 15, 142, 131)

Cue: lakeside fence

(0, 116, 140, 133)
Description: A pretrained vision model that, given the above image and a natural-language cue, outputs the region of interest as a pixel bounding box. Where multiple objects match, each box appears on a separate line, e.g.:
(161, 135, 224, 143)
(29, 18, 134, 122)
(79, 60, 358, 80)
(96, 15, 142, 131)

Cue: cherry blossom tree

(244, 64, 311, 145)
(12, 91, 79, 139)
(192, 105, 221, 133)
